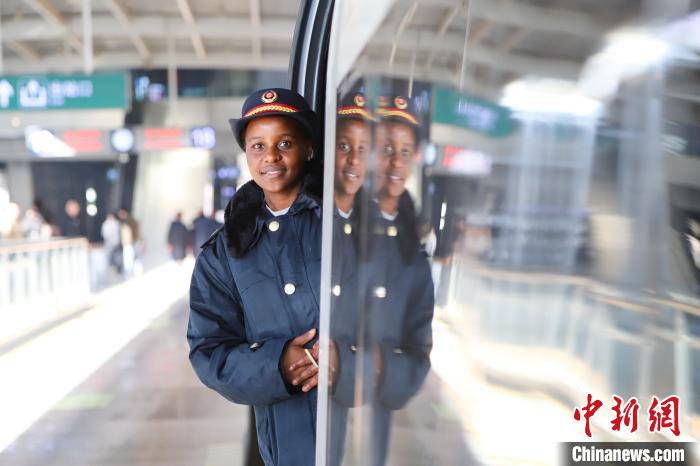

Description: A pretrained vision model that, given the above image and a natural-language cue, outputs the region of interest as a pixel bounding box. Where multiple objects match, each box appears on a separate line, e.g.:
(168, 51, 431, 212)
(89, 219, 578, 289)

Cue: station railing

(0, 238, 91, 345)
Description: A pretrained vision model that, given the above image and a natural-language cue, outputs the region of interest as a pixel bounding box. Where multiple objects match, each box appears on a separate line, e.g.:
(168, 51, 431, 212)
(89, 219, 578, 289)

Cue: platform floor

(0, 296, 250, 466)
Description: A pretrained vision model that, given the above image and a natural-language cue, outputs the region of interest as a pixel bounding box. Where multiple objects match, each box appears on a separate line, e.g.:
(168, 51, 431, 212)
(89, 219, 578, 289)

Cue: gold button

(284, 283, 296, 295)
(344, 223, 352, 235)
(350, 345, 357, 352)
(268, 221, 280, 232)
(392, 348, 403, 354)
(374, 286, 386, 298)
(332, 285, 341, 296)
(387, 226, 398, 237)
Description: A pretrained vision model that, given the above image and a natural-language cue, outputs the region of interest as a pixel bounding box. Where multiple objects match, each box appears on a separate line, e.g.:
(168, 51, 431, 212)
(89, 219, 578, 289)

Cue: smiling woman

(187, 88, 324, 466)
(244, 116, 313, 211)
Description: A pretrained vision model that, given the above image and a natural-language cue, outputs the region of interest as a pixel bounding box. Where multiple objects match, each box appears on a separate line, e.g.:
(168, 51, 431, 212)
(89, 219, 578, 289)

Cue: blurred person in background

(167, 212, 190, 263)
(188, 88, 322, 466)
(101, 212, 122, 273)
(1, 202, 23, 239)
(59, 199, 86, 238)
(21, 204, 51, 239)
(191, 210, 223, 257)
(117, 208, 142, 276)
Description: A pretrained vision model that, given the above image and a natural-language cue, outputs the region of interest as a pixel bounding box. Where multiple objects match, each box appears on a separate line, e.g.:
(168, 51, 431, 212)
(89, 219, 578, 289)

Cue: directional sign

(0, 73, 128, 111)
(433, 86, 513, 138)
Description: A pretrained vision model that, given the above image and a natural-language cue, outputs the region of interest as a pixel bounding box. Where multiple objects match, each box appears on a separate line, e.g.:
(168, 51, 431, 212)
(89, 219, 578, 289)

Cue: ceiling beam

(499, 27, 529, 53)
(249, 0, 261, 60)
(174, 0, 206, 59)
(402, 0, 609, 38)
(102, 0, 151, 61)
(372, 26, 581, 80)
(1, 51, 289, 74)
(2, 15, 295, 42)
(7, 41, 40, 61)
(436, 5, 460, 36)
(23, 0, 82, 53)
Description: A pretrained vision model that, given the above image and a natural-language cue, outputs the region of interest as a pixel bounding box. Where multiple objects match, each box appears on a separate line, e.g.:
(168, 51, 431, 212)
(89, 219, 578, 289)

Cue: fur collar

(224, 167, 323, 257)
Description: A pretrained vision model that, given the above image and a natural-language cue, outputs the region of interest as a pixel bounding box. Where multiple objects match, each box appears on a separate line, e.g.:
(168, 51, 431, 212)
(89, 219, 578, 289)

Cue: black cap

(228, 88, 316, 150)
(337, 91, 375, 122)
(377, 94, 420, 126)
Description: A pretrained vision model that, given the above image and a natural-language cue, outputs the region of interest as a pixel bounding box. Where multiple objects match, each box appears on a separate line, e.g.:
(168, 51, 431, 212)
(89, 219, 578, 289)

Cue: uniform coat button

(392, 347, 403, 354)
(332, 285, 341, 296)
(284, 283, 296, 295)
(350, 345, 357, 352)
(344, 223, 352, 235)
(268, 221, 280, 232)
(249, 342, 261, 350)
(374, 286, 387, 298)
(387, 225, 398, 237)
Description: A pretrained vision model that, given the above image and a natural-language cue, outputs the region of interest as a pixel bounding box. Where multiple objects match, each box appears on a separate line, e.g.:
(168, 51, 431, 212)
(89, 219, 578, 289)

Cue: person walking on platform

(101, 212, 122, 273)
(191, 210, 222, 257)
(118, 208, 142, 276)
(167, 212, 189, 262)
(59, 199, 86, 238)
(187, 88, 323, 466)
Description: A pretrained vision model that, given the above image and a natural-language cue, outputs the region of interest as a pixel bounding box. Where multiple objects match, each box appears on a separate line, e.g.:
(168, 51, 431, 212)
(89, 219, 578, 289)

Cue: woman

(187, 88, 323, 466)
(367, 93, 435, 466)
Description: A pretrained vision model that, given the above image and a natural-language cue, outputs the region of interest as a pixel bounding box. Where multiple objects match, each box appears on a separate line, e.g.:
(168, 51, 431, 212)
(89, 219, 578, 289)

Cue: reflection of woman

(187, 88, 322, 466)
(368, 94, 435, 466)
(327, 91, 374, 465)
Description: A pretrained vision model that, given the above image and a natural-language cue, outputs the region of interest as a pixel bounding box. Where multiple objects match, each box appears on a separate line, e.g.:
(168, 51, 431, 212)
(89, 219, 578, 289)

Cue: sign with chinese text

(432, 86, 513, 138)
(0, 73, 128, 111)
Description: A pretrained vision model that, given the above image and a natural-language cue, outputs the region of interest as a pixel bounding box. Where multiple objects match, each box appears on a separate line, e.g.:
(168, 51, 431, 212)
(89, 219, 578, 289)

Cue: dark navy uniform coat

(188, 178, 322, 466)
(366, 193, 434, 466)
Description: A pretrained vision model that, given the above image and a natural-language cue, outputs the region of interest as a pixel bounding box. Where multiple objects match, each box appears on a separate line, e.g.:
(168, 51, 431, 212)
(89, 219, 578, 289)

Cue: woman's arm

(187, 238, 294, 406)
(375, 257, 435, 410)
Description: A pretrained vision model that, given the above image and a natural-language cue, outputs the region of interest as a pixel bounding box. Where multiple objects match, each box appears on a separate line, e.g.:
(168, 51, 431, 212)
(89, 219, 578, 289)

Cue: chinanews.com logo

(563, 394, 692, 465)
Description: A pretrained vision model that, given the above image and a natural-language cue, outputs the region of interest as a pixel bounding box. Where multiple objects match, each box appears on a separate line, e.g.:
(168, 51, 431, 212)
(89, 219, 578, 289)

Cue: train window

(318, 1, 700, 465)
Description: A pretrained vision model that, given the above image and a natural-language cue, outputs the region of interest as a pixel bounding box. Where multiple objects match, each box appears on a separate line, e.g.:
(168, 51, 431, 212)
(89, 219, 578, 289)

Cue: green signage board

(432, 86, 513, 138)
(0, 72, 128, 111)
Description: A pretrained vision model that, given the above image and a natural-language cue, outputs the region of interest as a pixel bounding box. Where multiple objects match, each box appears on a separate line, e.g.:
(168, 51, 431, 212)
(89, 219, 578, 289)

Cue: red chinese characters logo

(573, 394, 603, 438)
(611, 395, 640, 433)
(574, 394, 681, 438)
(648, 395, 680, 437)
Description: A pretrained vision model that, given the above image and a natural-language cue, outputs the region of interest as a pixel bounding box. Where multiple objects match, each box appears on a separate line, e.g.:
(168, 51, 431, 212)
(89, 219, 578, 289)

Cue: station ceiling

(0, 0, 698, 100)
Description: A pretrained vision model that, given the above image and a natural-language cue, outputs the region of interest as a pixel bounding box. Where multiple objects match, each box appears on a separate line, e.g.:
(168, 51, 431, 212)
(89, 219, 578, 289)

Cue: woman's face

(374, 121, 417, 200)
(334, 119, 370, 198)
(244, 116, 311, 198)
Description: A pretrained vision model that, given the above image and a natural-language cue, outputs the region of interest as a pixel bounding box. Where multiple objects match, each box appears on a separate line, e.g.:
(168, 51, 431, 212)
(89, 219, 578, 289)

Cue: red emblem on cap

(395, 96, 408, 110)
(354, 94, 365, 107)
(261, 90, 278, 104)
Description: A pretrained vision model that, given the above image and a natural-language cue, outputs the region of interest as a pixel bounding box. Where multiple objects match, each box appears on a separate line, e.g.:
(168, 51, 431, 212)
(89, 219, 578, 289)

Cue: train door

(292, 1, 700, 464)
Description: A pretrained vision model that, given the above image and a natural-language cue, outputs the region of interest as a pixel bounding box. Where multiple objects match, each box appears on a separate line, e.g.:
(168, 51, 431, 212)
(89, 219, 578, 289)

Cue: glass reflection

(325, 1, 700, 465)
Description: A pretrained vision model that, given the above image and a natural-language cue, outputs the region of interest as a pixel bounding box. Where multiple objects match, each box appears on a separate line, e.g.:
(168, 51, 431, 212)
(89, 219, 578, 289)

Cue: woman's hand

(287, 338, 339, 393)
(281, 328, 318, 392)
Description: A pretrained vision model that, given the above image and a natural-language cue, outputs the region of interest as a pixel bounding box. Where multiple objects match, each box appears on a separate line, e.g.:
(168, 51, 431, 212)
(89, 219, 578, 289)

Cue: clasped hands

(280, 328, 339, 393)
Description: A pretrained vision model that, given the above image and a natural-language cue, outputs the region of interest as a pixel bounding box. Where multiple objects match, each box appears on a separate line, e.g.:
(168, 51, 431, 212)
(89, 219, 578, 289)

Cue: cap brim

(229, 110, 316, 150)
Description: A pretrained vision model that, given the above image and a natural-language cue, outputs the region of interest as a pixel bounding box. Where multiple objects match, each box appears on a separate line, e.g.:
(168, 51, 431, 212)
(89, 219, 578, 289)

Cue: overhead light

(603, 30, 669, 68)
(25, 126, 76, 158)
(110, 128, 135, 153)
(85, 188, 97, 203)
(578, 29, 670, 100)
(501, 79, 601, 117)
